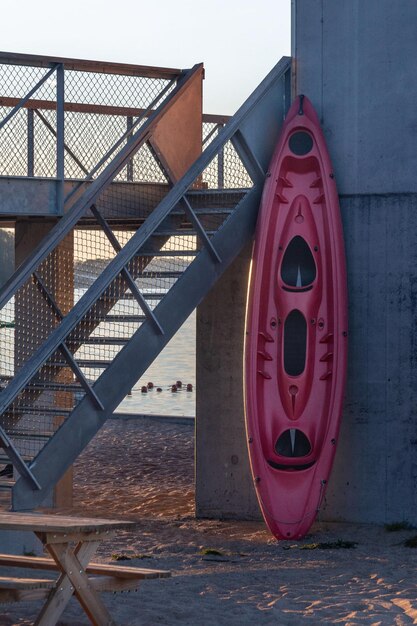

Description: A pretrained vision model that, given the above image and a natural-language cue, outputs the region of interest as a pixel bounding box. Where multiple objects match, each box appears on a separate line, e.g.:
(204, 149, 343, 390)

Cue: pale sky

(1, 0, 291, 115)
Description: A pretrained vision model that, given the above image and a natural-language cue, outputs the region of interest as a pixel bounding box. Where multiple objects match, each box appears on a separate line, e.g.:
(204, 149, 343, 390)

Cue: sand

(1, 417, 417, 625)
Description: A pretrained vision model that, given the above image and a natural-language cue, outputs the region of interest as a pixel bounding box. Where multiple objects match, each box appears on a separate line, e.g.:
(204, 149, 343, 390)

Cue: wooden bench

(0, 553, 170, 602)
(0, 576, 55, 603)
(0, 512, 171, 625)
(0, 553, 170, 581)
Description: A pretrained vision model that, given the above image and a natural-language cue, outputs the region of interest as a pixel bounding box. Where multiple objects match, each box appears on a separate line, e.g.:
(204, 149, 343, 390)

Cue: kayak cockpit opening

(275, 428, 312, 457)
(288, 130, 313, 156)
(281, 235, 316, 289)
(284, 310, 307, 376)
(268, 429, 315, 471)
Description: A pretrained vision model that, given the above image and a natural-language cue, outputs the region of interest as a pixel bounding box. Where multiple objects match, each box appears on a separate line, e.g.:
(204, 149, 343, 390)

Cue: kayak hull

(244, 95, 348, 540)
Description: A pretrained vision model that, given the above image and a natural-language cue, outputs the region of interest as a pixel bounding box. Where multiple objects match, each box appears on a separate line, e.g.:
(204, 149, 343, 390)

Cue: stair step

(193, 207, 235, 215)
(6, 406, 72, 416)
(136, 250, 198, 257)
(104, 315, 146, 322)
(187, 187, 247, 197)
(75, 359, 112, 368)
(137, 271, 182, 278)
(87, 315, 146, 323)
(170, 208, 234, 216)
(119, 291, 166, 300)
(77, 337, 129, 345)
(26, 382, 84, 393)
(49, 359, 111, 369)
(0, 454, 31, 464)
(153, 229, 216, 237)
(5, 431, 53, 440)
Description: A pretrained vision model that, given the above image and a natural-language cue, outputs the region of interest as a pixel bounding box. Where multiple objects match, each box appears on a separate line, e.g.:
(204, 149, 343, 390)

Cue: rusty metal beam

(202, 113, 231, 124)
(0, 97, 151, 117)
(149, 65, 203, 182)
(0, 96, 230, 124)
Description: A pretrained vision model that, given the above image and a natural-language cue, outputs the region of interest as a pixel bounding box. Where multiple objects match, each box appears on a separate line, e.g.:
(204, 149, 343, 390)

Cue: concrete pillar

(196, 244, 260, 519)
(0, 228, 14, 288)
(293, 0, 417, 524)
(14, 219, 74, 509)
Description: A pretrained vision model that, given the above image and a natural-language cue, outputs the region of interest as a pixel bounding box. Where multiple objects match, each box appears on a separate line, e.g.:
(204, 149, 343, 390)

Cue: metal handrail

(0, 51, 183, 80)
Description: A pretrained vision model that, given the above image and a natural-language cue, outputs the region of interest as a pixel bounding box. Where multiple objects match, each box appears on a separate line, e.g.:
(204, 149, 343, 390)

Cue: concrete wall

(196, 245, 260, 519)
(326, 194, 417, 523)
(295, 0, 417, 523)
(196, 0, 417, 525)
(293, 0, 417, 195)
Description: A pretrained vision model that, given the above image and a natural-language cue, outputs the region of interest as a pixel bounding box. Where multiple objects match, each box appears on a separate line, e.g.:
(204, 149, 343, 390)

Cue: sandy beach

(1, 417, 417, 625)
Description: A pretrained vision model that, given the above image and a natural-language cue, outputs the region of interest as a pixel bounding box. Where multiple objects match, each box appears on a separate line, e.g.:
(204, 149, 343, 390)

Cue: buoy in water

(176, 380, 182, 388)
(186, 384, 193, 392)
(147, 382, 154, 389)
(141, 386, 148, 393)
(171, 385, 178, 393)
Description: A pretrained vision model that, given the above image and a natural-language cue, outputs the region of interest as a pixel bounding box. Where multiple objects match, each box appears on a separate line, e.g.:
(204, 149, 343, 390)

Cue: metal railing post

(56, 63, 65, 213)
(218, 125, 225, 189)
(284, 65, 292, 117)
(126, 115, 133, 181)
(27, 109, 34, 177)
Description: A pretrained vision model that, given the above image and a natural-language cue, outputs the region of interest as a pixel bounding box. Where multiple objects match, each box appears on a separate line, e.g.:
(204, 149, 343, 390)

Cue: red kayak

(244, 95, 348, 540)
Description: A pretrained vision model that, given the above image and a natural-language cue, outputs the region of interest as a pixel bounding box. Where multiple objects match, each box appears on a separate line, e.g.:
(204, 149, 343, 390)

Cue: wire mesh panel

(202, 119, 252, 190)
(0, 56, 178, 180)
(202, 121, 223, 189)
(0, 107, 29, 177)
(0, 52, 291, 493)
(0, 65, 55, 178)
(0, 54, 192, 468)
(33, 110, 58, 177)
(0, 64, 57, 100)
(0, 113, 256, 466)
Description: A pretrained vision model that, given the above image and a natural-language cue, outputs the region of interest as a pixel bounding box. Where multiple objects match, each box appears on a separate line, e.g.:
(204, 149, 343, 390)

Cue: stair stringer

(0, 64, 204, 487)
(0, 57, 291, 422)
(12, 188, 260, 509)
(8, 56, 292, 509)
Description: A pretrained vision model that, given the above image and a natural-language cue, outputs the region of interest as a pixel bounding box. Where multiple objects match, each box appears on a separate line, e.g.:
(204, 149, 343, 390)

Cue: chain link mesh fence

(0, 55, 256, 478)
(0, 60, 176, 180)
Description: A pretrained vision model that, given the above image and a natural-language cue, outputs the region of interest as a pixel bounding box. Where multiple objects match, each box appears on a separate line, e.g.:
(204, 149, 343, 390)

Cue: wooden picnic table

(0, 511, 170, 625)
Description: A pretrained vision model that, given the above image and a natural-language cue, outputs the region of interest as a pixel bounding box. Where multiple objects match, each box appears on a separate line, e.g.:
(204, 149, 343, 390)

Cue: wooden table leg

(35, 540, 116, 626)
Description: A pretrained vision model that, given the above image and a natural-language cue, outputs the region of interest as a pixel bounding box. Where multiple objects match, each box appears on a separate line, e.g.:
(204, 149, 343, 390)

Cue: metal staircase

(0, 55, 291, 510)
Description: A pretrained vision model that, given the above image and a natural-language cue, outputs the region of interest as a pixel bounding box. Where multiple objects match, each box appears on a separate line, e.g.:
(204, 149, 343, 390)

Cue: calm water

(0, 290, 196, 418)
(116, 310, 196, 417)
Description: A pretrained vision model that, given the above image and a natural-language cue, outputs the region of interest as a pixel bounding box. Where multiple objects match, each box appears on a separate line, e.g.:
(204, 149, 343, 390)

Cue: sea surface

(0, 287, 197, 418)
(116, 310, 196, 417)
